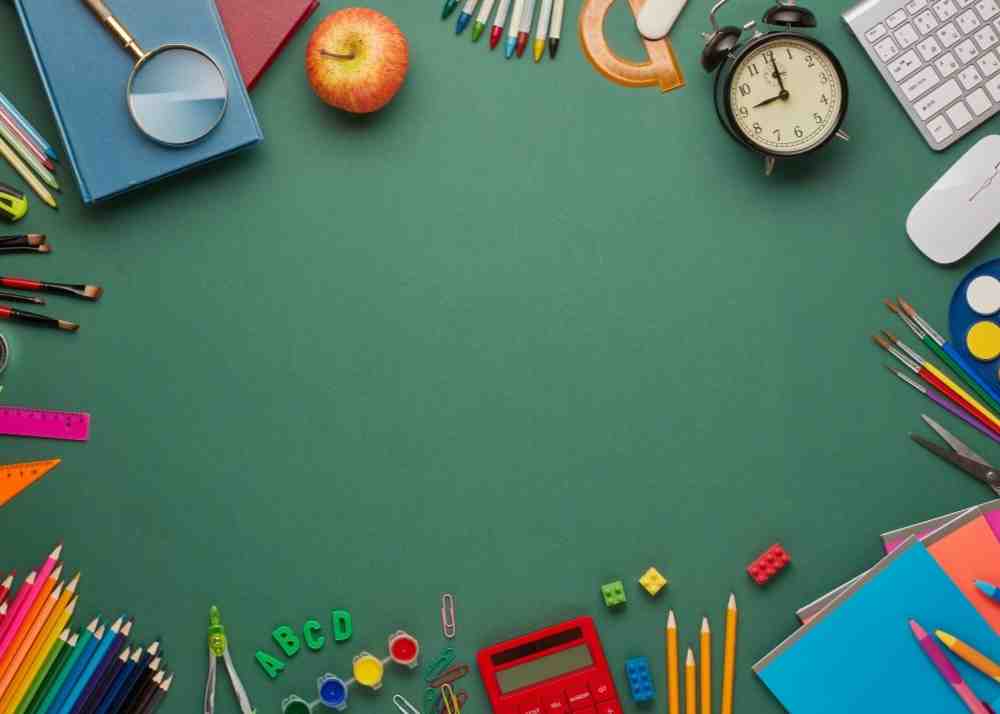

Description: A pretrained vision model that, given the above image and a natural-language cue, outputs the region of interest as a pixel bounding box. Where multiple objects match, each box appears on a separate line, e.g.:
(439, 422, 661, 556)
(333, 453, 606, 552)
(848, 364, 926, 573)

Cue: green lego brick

(600, 580, 626, 608)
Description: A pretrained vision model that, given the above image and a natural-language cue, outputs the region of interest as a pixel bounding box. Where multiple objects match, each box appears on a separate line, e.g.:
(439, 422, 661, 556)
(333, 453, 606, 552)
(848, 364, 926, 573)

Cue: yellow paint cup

(352, 652, 384, 690)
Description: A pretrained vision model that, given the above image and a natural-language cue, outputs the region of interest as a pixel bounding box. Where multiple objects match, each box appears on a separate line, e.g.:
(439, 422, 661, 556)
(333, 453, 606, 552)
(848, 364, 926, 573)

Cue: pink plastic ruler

(0, 407, 90, 441)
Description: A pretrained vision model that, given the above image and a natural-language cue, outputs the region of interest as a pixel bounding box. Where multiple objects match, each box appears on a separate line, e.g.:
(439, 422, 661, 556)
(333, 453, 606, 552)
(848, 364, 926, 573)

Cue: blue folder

(13, 0, 262, 204)
(754, 538, 1000, 713)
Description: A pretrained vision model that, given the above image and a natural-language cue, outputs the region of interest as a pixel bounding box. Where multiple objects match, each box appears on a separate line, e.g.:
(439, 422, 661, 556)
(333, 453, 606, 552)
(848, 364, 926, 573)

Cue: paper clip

(429, 664, 470, 688)
(422, 687, 440, 714)
(393, 695, 421, 714)
(440, 594, 456, 639)
(436, 690, 467, 714)
(440, 684, 461, 714)
(423, 647, 456, 683)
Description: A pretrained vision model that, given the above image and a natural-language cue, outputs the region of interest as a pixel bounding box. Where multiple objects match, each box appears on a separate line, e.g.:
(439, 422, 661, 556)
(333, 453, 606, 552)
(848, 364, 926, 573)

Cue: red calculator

(477, 616, 623, 714)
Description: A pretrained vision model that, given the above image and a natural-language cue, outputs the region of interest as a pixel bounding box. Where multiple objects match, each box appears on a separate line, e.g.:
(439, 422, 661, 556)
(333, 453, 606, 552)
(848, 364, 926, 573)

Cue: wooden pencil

(15, 630, 72, 714)
(111, 656, 158, 714)
(32, 619, 95, 714)
(0, 576, 13, 605)
(721, 594, 737, 714)
(0, 568, 62, 694)
(699, 618, 710, 714)
(95, 644, 153, 714)
(0, 606, 7, 632)
(137, 674, 170, 714)
(58, 617, 122, 714)
(72, 620, 130, 714)
(76, 647, 128, 714)
(45, 622, 103, 714)
(666, 611, 678, 714)
(118, 659, 160, 714)
(0, 121, 58, 191)
(0, 135, 56, 210)
(0, 574, 37, 653)
(122, 671, 161, 714)
(684, 648, 695, 714)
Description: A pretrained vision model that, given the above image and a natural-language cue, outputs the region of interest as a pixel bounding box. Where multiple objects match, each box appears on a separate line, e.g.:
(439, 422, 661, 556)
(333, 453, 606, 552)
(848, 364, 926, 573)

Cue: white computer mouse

(907, 135, 1000, 265)
(636, 0, 688, 40)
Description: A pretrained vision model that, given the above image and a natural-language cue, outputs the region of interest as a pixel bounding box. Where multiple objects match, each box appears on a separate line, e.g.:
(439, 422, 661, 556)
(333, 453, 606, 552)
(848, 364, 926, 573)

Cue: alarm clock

(700, 0, 849, 175)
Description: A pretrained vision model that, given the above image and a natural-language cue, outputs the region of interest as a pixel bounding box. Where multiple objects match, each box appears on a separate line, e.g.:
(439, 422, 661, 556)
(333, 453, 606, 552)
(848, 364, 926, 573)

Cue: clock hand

(752, 92, 787, 108)
(769, 53, 789, 97)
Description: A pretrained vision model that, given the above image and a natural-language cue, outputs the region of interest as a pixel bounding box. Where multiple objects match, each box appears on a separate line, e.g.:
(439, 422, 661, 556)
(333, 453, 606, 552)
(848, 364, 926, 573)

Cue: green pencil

(16, 630, 73, 714)
(32, 618, 96, 714)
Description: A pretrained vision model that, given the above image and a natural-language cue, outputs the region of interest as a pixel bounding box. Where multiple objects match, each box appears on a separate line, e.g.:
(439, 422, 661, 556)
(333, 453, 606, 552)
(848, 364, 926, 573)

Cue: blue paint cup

(317, 674, 349, 711)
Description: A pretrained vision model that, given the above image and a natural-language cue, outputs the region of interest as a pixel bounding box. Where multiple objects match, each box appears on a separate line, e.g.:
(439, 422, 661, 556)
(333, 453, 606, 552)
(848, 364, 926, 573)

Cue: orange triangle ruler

(0, 459, 60, 507)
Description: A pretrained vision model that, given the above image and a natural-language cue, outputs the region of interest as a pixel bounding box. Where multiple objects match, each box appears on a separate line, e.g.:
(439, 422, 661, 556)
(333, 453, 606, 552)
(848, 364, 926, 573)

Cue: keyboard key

(968, 86, 993, 111)
(978, 49, 1000, 73)
(975, 24, 999, 46)
(957, 37, 981, 60)
(960, 64, 985, 86)
(915, 9, 940, 30)
(987, 72, 1000, 98)
(947, 100, 974, 125)
(878, 36, 902, 59)
(893, 49, 925, 78)
(978, 0, 1000, 18)
(937, 21, 963, 44)
(936, 50, 962, 74)
(917, 35, 943, 58)
(903, 65, 942, 98)
(935, 0, 959, 19)
(897, 23, 921, 46)
(914, 77, 962, 117)
(866, 23, 888, 41)
(888, 8, 909, 26)
(927, 113, 955, 140)
(959, 8, 984, 29)
(908, 0, 929, 10)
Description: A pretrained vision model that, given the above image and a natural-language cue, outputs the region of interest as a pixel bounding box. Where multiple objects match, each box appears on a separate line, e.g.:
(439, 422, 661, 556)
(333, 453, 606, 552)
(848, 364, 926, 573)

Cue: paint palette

(949, 258, 1000, 389)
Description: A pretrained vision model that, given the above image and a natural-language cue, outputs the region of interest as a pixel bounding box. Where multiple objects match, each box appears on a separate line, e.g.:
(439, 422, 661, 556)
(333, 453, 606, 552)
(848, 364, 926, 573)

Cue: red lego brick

(746, 543, 790, 586)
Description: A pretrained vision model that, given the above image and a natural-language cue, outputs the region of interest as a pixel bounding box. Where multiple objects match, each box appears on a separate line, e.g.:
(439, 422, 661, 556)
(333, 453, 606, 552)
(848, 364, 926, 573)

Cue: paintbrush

(0, 291, 44, 305)
(0, 306, 77, 332)
(885, 365, 1000, 444)
(0, 245, 50, 255)
(0, 234, 45, 248)
(0, 276, 100, 301)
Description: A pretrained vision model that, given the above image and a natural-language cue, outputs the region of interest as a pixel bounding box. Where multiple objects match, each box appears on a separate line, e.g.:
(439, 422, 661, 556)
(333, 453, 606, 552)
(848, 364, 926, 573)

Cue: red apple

(305, 8, 409, 114)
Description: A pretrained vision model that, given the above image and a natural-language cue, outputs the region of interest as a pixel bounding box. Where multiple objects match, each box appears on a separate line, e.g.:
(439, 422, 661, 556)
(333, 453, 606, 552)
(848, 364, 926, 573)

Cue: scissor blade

(921, 414, 988, 465)
(911, 433, 1000, 490)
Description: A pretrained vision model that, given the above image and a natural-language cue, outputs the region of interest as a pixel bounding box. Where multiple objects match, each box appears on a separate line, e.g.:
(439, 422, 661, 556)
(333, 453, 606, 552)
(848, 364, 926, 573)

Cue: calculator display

(495, 645, 593, 693)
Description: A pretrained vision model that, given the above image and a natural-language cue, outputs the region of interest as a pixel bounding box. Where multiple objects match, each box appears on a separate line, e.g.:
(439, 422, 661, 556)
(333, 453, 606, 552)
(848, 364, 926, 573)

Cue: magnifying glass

(81, 0, 229, 147)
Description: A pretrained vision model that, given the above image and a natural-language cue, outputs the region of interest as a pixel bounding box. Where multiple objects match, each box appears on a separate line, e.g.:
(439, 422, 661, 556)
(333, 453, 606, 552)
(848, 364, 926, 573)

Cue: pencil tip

(50, 543, 63, 559)
(667, 610, 675, 627)
(701, 616, 710, 631)
(686, 648, 694, 664)
(50, 563, 63, 579)
(728, 592, 736, 608)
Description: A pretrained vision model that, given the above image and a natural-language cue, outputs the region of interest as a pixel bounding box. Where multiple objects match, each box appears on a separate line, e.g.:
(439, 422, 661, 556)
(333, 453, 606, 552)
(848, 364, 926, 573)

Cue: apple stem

(321, 49, 356, 60)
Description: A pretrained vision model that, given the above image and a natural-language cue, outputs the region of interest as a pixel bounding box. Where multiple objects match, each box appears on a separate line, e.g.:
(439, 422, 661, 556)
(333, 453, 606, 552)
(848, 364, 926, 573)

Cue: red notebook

(216, 0, 319, 90)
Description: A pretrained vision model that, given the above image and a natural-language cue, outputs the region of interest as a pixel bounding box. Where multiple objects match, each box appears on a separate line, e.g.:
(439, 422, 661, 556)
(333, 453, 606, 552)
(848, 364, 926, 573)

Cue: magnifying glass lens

(128, 47, 227, 146)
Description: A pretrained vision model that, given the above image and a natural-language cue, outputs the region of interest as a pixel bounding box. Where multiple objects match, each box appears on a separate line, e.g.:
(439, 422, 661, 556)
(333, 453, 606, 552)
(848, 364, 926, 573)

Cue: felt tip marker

(515, 0, 536, 57)
(533, 0, 552, 62)
(506, 0, 525, 57)
(548, 0, 564, 58)
(472, 0, 496, 41)
(490, 0, 511, 49)
(976, 579, 1000, 604)
(441, 0, 459, 19)
(455, 0, 477, 33)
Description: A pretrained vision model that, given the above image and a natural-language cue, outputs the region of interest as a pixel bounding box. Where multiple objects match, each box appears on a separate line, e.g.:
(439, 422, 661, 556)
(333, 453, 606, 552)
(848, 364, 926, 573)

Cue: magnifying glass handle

(80, 0, 145, 60)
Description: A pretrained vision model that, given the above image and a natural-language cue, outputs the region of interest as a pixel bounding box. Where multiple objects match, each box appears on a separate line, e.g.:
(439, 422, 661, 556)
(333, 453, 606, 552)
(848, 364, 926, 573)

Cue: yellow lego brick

(638, 567, 667, 596)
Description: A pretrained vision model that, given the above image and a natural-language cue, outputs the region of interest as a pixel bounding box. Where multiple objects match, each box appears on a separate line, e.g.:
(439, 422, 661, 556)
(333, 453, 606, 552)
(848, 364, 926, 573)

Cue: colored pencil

(874, 334, 1000, 438)
(0, 577, 13, 607)
(137, 674, 169, 714)
(0, 135, 56, 210)
(505, 0, 525, 57)
(0, 122, 58, 192)
(116, 657, 159, 714)
(910, 619, 989, 713)
(977, 579, 1000, 604)
(666, 611, 678, 714)
(0, 278, 100, 302)
(0, 575, 37, 656)
(0, 574, 73, 703)
(515, 0, 536, 56)
(699, 618, 710, 714)
(90, 647, 138, 714)
(102, 650, 157, 714)
(56, 617, 121, 714)
(15, 630, 72, 714)
(0, 308, 77, 333)
(455, 0, 478, 33)
(886, 365, 1000, 444)
(1, 592, 76, 714)
(548, 0, 563, 57)
(121, 671, 160, 714)
(472, 0, 497, 40)
(70, 621, 129, 714)
(0, 95, 57, 163)
(936, 629, 1000, 683)
(490, 0, 511, 48)
(45, 622, 103, 714)
(0, 569, 62, 690)
(75, 646, 128, 714)
(0, 606, 7, 631)
(684, 648, 695, 714)
(533, 0, 552, 61)
(32, 622, 93, 714)
(0, 109, 53, 174)
(897, 297, 1000, 414)
(721, 594, 737, 714)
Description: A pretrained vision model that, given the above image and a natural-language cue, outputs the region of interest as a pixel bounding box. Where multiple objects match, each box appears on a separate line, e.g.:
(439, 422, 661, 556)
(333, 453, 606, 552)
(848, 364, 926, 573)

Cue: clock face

(727, 37, 846, 156)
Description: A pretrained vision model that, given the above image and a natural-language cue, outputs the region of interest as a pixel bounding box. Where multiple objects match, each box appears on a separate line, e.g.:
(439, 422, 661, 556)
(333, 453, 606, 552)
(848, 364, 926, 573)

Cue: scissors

(910, 414, 1000, 496)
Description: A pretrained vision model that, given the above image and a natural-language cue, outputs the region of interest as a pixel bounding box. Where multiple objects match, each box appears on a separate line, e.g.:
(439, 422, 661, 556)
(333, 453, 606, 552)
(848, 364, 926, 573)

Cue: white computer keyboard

(844, 0, 1000, 149)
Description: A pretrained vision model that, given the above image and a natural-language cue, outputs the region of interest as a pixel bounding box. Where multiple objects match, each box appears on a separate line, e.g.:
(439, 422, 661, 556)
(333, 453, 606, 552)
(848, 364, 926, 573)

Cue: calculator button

(934, 0, 959, 19)
(594, 702, 621, 714)
(896, 23, 921, 46)
(917, 35, 943, 59)
(927, 113, 955, 141)
(914, 78, 962, 117)
(936, 51, 961, 75)
(937, 21, 963, 45)
(888, 8, 909, 25)
(566, 685, 593, 711)
(520, 699, 543, 714)
(908, 0, 929, 11)
(542, 694, 569, 714)
(957, 37, 981, 61)
(590, 677, 614, 702)
(947, 100, 974, 126)
(866, 23, 888, 41)
(978, 0, 1000, 18)
(916, 9, 940, 31)
(968, 86, 993, 112)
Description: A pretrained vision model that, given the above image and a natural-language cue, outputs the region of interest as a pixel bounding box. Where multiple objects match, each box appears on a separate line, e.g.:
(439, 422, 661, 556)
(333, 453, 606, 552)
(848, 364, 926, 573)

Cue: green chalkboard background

(0, 0, 996, 712)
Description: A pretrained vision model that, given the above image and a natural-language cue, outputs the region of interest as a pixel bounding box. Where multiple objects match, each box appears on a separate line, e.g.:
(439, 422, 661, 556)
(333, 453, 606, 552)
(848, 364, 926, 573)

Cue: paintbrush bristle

(883, 330, 899, 344)
(884, 299, 900, 314)
(57, 320, 79, 332)
(897, 296, 917, 317)
(27, 234, 45, 246)
(873, 334, 891, 350)
(83, 285, 102, 300)
(36, 244, 50, 253)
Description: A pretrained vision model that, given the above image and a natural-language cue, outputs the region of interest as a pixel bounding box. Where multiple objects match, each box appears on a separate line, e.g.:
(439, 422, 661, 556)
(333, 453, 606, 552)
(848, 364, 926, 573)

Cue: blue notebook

(754, 538, 1000, 713)
(14, 0, 262, 204)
